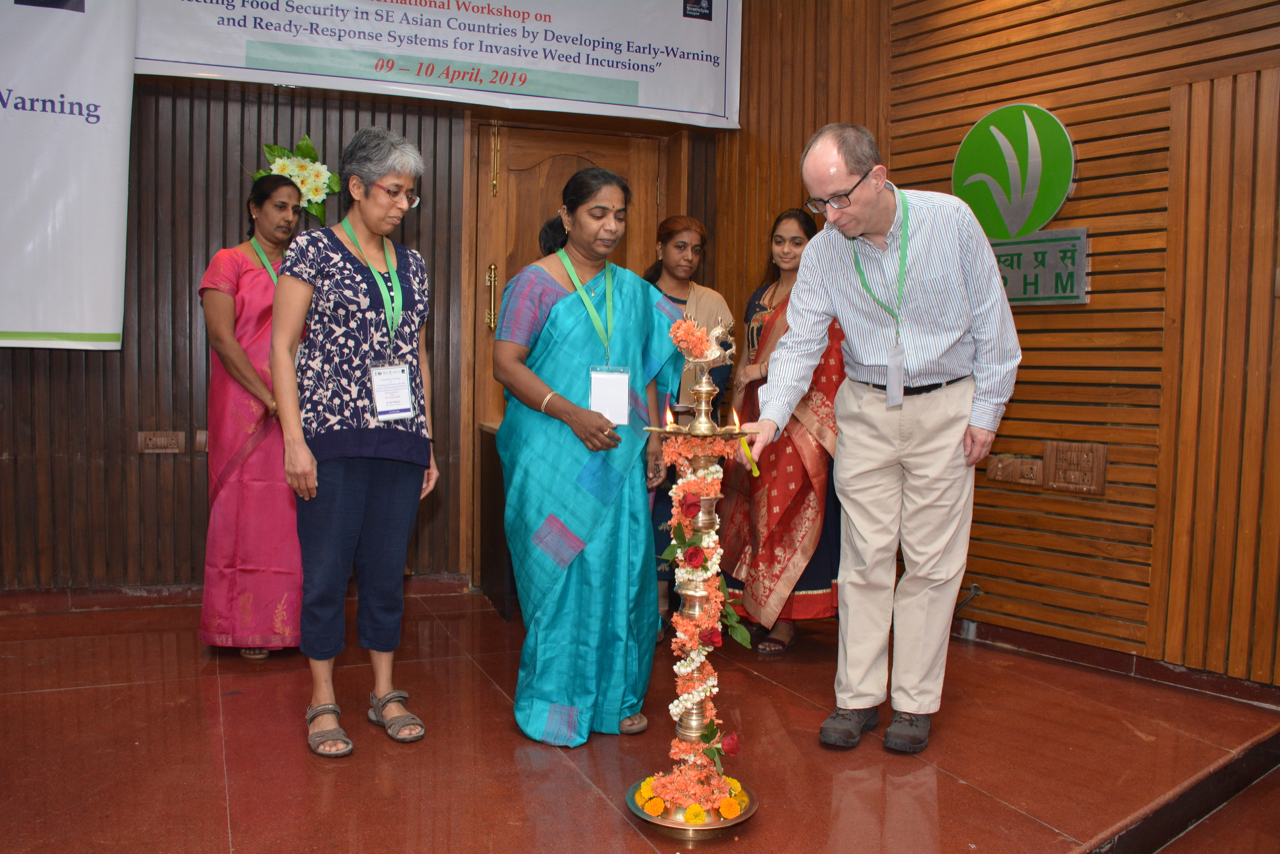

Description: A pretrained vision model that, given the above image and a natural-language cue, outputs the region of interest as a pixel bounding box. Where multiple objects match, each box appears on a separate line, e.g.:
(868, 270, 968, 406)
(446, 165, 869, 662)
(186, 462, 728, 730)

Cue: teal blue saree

(496, 263, 683, 747)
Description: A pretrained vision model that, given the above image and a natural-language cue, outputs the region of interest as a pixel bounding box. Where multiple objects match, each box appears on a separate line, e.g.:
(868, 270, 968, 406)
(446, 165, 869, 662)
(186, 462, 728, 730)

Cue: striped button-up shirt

(757, 185, 1021, 433)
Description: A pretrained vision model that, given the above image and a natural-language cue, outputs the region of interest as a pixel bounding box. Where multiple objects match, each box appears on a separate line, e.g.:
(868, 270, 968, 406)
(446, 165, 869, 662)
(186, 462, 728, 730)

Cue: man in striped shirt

(743, 124, 1021, 754)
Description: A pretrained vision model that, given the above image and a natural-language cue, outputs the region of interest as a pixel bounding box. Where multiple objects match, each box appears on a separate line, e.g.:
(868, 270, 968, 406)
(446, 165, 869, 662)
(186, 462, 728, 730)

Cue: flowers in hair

(252, 135, 340, 225)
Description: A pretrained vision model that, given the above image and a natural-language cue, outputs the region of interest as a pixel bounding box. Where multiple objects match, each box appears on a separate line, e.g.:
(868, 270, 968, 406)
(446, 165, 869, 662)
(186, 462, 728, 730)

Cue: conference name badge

(370, 360, 414, 421)
(886, 343, 906, 408)
(589, 366, 630, 427)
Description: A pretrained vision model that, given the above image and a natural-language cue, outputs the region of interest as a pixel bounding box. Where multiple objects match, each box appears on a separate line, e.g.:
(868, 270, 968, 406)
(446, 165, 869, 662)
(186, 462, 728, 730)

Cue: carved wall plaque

(1043, 441, 1106, 495)
(985, 455, 1044, 486)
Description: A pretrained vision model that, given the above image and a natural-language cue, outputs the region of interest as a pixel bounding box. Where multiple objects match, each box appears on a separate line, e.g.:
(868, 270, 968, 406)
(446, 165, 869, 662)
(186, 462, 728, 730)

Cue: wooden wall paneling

(1182, 76, 1237, 671)
(1161, 78, 1205, 667)
(1160, 69, 1280, 682)
(457, 114, 476, 582)
(1231, 69, 1279, 679)
(444, 110, 467, 577)
(30, 351, 51, 588)
(712, 0, 888, 354)
(172, 89, 194, 587)
(839, 0, 1274, 672)
(1207, 72, 1259, 674)
(891, 8, 1280, 122)
(1249, 68, 1280, 684)
(0, 80, 466, 590)
(687, 133, 717, 288)
(0, 352, 13, 586)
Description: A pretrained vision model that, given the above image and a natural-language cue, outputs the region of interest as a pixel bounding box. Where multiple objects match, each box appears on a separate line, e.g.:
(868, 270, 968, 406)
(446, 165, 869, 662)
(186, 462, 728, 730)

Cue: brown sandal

(306, 703, 353, 758)
(368, 690, 425, 743)
(620, 713, 648, 735)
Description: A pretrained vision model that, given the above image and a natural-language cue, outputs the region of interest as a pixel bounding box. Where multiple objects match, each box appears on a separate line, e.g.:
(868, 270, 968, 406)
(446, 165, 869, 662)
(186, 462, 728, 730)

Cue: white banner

(0, 0, 137, 350)
(134, 0, 741, 128)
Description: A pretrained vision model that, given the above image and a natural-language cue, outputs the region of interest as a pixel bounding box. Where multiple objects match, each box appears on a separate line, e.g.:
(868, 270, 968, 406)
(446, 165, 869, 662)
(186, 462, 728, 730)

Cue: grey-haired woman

(271, 126, 438, 758)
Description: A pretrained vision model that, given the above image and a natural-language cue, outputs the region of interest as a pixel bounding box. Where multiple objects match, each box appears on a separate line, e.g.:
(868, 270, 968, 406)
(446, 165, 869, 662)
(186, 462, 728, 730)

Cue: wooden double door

(468, 125, 664, 591)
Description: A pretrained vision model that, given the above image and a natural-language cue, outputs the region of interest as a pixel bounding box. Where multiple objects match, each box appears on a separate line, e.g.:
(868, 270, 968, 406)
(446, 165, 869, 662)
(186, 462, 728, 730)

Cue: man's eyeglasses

(804, 170, 871, 214)
(372, 182, 420, 209)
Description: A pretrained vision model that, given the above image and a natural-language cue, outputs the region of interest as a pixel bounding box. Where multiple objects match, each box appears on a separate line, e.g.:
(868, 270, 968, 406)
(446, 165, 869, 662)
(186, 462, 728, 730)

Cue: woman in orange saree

(721, 209, 845, 654)
(198, 175, 305, 660)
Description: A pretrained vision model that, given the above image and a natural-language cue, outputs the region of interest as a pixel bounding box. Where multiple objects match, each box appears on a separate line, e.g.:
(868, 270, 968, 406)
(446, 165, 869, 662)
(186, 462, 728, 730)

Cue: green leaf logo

(953, 104, 1075, 239)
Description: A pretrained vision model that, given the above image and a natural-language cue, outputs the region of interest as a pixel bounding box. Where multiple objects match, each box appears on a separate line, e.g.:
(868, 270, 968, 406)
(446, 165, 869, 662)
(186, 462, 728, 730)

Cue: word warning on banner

(0, 0, 138, 349)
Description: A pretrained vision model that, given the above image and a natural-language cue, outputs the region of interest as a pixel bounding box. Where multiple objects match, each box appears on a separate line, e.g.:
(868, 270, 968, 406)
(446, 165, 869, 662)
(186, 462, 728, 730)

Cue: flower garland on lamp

(626, 318, 758, 841)
(250, 135, 339, 225)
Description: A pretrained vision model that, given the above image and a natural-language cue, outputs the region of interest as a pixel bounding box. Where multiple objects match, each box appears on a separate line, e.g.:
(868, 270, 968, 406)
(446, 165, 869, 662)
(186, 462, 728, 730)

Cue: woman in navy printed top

(272, 126, 438, 758)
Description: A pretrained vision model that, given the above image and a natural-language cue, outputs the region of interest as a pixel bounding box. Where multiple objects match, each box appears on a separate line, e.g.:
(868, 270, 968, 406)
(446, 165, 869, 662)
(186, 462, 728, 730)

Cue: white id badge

(885, 343, 906, 408)
(370, 361, 414, 421)
(589, 366, 631, 427)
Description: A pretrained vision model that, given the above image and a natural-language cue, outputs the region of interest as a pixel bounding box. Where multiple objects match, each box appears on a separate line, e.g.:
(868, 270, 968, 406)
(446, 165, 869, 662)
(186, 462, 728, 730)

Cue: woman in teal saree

(493, 168, 683, 747)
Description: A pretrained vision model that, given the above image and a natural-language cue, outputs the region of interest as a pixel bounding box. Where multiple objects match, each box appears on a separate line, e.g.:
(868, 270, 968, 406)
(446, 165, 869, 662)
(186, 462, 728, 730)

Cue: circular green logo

(952, 104, 1075, 239)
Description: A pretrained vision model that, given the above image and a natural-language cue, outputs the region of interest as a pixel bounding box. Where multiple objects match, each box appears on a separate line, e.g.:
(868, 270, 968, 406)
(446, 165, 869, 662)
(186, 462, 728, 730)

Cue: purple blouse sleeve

(495, 266, 568, 348)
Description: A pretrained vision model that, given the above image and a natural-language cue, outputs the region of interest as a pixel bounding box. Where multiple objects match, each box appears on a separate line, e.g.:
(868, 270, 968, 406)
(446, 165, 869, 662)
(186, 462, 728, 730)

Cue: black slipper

(757, 623, 797, 656)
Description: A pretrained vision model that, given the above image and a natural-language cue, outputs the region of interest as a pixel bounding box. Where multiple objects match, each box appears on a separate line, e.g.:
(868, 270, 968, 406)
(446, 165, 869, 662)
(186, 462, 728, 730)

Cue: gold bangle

(540, 391, 557, 414)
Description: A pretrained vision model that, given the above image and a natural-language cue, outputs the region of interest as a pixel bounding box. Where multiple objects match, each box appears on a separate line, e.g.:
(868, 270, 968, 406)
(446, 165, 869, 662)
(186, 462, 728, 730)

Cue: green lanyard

(850, 186, 909, 343)
(557, 248, 614, 364)
(341, 217, 402, 342)
(249, 236, 278, 286)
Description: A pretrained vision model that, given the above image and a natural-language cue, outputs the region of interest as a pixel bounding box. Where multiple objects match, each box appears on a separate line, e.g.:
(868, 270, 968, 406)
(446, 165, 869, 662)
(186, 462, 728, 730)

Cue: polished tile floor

(2, 591, 1278, 853)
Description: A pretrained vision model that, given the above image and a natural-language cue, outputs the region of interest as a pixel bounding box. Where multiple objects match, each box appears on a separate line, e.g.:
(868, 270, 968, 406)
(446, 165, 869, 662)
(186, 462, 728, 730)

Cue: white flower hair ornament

(251, 135, 340, 225)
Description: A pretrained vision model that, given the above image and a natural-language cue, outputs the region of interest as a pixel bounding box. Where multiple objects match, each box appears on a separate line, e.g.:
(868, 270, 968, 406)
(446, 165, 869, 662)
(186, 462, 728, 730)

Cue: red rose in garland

(699, 627, 722, 648)
(680, 492, 702, 519)
(684, 545, 705, 567)
(721, 731, 740, 757)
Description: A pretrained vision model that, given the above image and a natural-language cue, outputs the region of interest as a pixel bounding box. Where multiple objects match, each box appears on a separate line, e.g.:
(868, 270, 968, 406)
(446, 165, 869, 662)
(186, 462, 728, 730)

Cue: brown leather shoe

(818, 706, 879, 749)
(883, 711, 931, 753)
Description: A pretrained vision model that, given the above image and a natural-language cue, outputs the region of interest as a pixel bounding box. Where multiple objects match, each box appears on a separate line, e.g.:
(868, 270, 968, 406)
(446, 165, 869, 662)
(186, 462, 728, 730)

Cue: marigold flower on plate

(643, 797, 665, 816)
(724, 776, 742, 794)
(635, 777, 655, 806)
(683, 804, 707, 824)
(718, 797, 741, 819)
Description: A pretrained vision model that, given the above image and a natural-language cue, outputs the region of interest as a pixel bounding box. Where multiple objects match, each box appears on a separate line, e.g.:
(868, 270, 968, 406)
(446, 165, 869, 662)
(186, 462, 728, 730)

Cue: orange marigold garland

(635, 319, 754, 827)
(646, 433, 747, 818)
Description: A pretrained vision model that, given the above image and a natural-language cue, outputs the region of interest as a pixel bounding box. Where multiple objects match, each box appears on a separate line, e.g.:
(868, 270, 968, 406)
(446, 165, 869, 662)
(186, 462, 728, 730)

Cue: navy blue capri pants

(295, 457, 425, 660)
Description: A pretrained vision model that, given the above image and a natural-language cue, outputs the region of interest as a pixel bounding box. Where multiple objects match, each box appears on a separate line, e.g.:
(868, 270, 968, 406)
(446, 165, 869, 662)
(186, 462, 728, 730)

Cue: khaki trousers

(832, 377, 975, 714)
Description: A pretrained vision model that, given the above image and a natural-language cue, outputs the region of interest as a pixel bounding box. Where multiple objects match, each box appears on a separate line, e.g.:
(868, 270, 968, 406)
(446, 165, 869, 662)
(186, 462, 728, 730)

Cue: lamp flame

(664, 404, 675, 427)
(731, 406, 741, 429)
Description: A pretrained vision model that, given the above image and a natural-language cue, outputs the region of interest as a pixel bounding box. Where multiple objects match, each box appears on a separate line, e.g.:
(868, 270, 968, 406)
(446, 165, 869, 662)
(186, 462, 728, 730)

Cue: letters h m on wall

(0, 0, 138, 349)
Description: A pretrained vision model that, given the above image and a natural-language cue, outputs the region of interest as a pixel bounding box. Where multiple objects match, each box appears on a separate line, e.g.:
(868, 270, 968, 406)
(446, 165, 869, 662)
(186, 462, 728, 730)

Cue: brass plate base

(625, 780, 758, 841)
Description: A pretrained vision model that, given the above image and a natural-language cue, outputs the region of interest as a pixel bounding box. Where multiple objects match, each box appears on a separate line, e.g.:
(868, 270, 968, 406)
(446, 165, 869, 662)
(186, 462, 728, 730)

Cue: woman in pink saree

(198, 175, 304, 659)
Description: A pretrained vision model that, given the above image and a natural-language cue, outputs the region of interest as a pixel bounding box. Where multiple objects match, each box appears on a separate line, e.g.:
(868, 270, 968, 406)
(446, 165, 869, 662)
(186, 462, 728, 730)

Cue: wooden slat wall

(711, 0, 889, 335)
(884, 0, 1280, 670)
(1163, 70, 1280, 683)
(0, 79, 465, 590)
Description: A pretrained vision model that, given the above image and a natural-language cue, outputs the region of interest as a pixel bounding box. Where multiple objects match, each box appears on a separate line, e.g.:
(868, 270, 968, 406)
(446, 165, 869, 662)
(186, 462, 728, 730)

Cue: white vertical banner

(0, 0, 137, 350)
